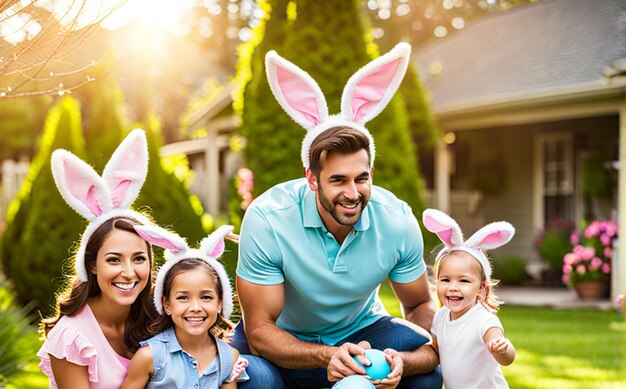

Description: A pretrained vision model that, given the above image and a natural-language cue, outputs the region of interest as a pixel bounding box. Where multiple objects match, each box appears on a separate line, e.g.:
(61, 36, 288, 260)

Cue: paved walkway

(497, 286, 614, 310)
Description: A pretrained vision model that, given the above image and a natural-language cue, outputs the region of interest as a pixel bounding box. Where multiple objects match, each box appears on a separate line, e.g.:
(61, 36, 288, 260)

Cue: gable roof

(413, 0, 626, 113)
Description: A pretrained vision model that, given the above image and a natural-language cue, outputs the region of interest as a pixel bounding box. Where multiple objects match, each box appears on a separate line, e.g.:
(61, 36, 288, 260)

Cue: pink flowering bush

(236, 168, 254, 211)
(227, 167, 255, 233)
(562, 219, 617, 286)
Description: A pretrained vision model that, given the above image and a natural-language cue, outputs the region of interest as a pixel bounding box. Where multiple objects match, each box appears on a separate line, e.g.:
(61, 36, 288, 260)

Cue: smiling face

(307, 149, 372, 234)
(163, 265, 223, 339)
(436, 251, 486, 320)
(91, 227, 151, 308)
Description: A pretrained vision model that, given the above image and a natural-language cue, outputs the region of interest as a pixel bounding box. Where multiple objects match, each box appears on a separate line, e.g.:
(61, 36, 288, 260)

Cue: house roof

(413, 0, 626, 114)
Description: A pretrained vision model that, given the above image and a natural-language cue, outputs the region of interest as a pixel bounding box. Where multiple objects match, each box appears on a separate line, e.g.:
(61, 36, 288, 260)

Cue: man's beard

(317, 184, 367, 226)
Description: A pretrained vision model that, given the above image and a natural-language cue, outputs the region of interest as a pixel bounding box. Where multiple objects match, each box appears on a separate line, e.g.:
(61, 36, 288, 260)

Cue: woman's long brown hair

(40, 217, 158, 352)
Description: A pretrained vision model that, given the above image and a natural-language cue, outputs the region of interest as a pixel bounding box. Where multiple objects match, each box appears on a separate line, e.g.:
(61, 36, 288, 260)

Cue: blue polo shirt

(237, 178, 425, 345)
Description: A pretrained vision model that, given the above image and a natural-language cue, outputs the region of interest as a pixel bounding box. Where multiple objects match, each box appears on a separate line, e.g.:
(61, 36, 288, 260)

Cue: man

(232, 43, 442, 389)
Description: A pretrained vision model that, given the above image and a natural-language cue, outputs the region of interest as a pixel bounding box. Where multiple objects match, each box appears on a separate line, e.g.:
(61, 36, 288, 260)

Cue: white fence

(1, 159, 29, 222)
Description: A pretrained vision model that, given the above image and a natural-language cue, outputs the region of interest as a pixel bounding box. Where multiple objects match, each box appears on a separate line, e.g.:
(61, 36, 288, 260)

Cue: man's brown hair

(309, 127, 371, 175)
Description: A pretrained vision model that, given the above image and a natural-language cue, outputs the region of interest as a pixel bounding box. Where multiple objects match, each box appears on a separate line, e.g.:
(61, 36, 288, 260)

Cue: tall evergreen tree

(236, 0, 293, 194)
(372, 10, 440, 147)
(0, 97, 86, 314)
(373, 19, 441, 250)
(238, 0, 426, 215)
(79, 78, 129, 170)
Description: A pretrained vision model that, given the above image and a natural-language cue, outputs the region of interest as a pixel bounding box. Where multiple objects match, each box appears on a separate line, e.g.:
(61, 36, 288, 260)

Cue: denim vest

(141, 327, 232, 388)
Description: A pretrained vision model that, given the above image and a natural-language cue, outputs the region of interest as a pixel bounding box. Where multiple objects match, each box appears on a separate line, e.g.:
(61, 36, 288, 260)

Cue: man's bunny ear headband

(133, 224, 235, 319)
(51, 129, 151, 282)
(422, 209, 515, 281)
(265, 42, 411, 169)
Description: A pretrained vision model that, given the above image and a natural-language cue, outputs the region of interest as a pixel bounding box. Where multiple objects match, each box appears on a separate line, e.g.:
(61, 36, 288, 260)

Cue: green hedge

(1, 97, 86, 315)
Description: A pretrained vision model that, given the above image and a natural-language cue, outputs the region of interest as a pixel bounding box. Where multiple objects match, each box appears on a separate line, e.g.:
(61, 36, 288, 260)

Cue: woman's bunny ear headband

(133, 224, 235, 319)
(422, 208, 515, 281)
(265, 42, 411, 169)
(51, 129, 150, 282)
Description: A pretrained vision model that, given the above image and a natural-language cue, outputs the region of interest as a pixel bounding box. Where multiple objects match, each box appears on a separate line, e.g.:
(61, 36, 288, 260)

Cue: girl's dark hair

(41, 217, 158, 352)
(149, 258, 234, 338)
(309, 126, 371, 175)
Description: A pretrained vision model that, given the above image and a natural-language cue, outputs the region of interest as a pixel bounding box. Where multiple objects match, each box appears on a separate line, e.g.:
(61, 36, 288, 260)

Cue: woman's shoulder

(37, 308, 99, 384)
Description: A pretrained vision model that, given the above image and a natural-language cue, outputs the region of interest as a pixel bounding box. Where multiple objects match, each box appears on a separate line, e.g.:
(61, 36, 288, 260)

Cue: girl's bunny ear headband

(265, 42, 412, 169)
(422, 208, 515, 281)
(133, 224, 235, 319)
(51, 129, 151, 282)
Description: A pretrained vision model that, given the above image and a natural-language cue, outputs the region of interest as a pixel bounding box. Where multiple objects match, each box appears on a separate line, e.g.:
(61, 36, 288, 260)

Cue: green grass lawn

(379, 282, 625, 389)
(7, 284, 625, 388)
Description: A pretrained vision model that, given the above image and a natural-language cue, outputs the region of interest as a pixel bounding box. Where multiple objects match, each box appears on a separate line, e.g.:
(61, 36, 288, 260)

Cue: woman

(38, 129, 157, 388)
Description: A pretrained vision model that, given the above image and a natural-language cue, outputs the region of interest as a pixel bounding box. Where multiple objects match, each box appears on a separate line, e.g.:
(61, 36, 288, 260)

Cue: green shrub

(582, 150, 615, 198)
(0, 277, 39, 386)
(535, 219, 573, 273)
(492, 255, 528, 286)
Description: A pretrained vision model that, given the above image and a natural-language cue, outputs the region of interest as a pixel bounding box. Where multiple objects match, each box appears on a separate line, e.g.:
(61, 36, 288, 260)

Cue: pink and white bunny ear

(265, 50, 329, 130)
(200, 225, 235, 259)
(150, 224, 235, 318)
(422, 208, 465, 248)
(465, 221, 515, 251)
(341, 42, 411, 125)
(51, 150, 112, 220)
(133, 225, 189, 254)
(101, 129, 148, 209)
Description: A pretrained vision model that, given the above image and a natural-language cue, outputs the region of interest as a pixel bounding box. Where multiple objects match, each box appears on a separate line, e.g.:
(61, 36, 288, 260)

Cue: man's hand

(327, 341, 371, 382)
(371, 348, 403, 389)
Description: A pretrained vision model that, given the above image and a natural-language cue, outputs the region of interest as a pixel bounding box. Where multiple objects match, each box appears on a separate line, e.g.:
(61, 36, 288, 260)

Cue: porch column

(617, 103, 626, 304)
(205, 127, 220, 216)
(434, 141, 450, 213)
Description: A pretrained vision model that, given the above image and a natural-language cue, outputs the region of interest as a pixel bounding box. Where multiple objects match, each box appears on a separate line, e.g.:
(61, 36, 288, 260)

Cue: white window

(533, 132, 574, 229)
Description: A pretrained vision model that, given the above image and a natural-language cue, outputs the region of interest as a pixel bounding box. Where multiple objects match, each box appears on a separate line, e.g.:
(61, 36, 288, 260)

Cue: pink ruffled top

(38, 304, 131, 388)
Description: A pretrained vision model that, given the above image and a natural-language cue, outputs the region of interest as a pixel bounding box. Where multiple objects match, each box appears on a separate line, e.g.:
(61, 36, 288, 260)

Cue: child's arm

(482, 327, 515, 366)
(220, 347, 242, 388)
(430, 335, 439, 356)
(120, 346, 154, 389)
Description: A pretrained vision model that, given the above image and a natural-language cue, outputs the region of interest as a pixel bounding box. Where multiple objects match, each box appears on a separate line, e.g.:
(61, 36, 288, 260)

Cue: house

(413, 0, 626, 299)
(160, 81, 242, 217)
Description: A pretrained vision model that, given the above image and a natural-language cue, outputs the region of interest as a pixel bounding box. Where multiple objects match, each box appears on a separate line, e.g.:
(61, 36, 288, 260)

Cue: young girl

(38, 129, 157, 388)
(422, 208, 516, 389)
(122, 224, 247, 388)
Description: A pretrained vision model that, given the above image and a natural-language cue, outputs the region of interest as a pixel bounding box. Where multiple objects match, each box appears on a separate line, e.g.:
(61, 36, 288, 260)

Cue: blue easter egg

(331, 374, 375, 389)
(352, 349, 392, 381)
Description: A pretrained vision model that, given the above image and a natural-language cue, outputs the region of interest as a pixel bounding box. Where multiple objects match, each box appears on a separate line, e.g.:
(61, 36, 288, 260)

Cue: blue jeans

(232, 316, 442, 389)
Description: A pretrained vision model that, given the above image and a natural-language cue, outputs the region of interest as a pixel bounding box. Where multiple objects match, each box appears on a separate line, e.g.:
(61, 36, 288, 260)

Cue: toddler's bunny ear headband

(133, 224, 235, 319)
(265, 42, 411, 169)
(51, 129, 150, 282)
(422, 209, 515, 281)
